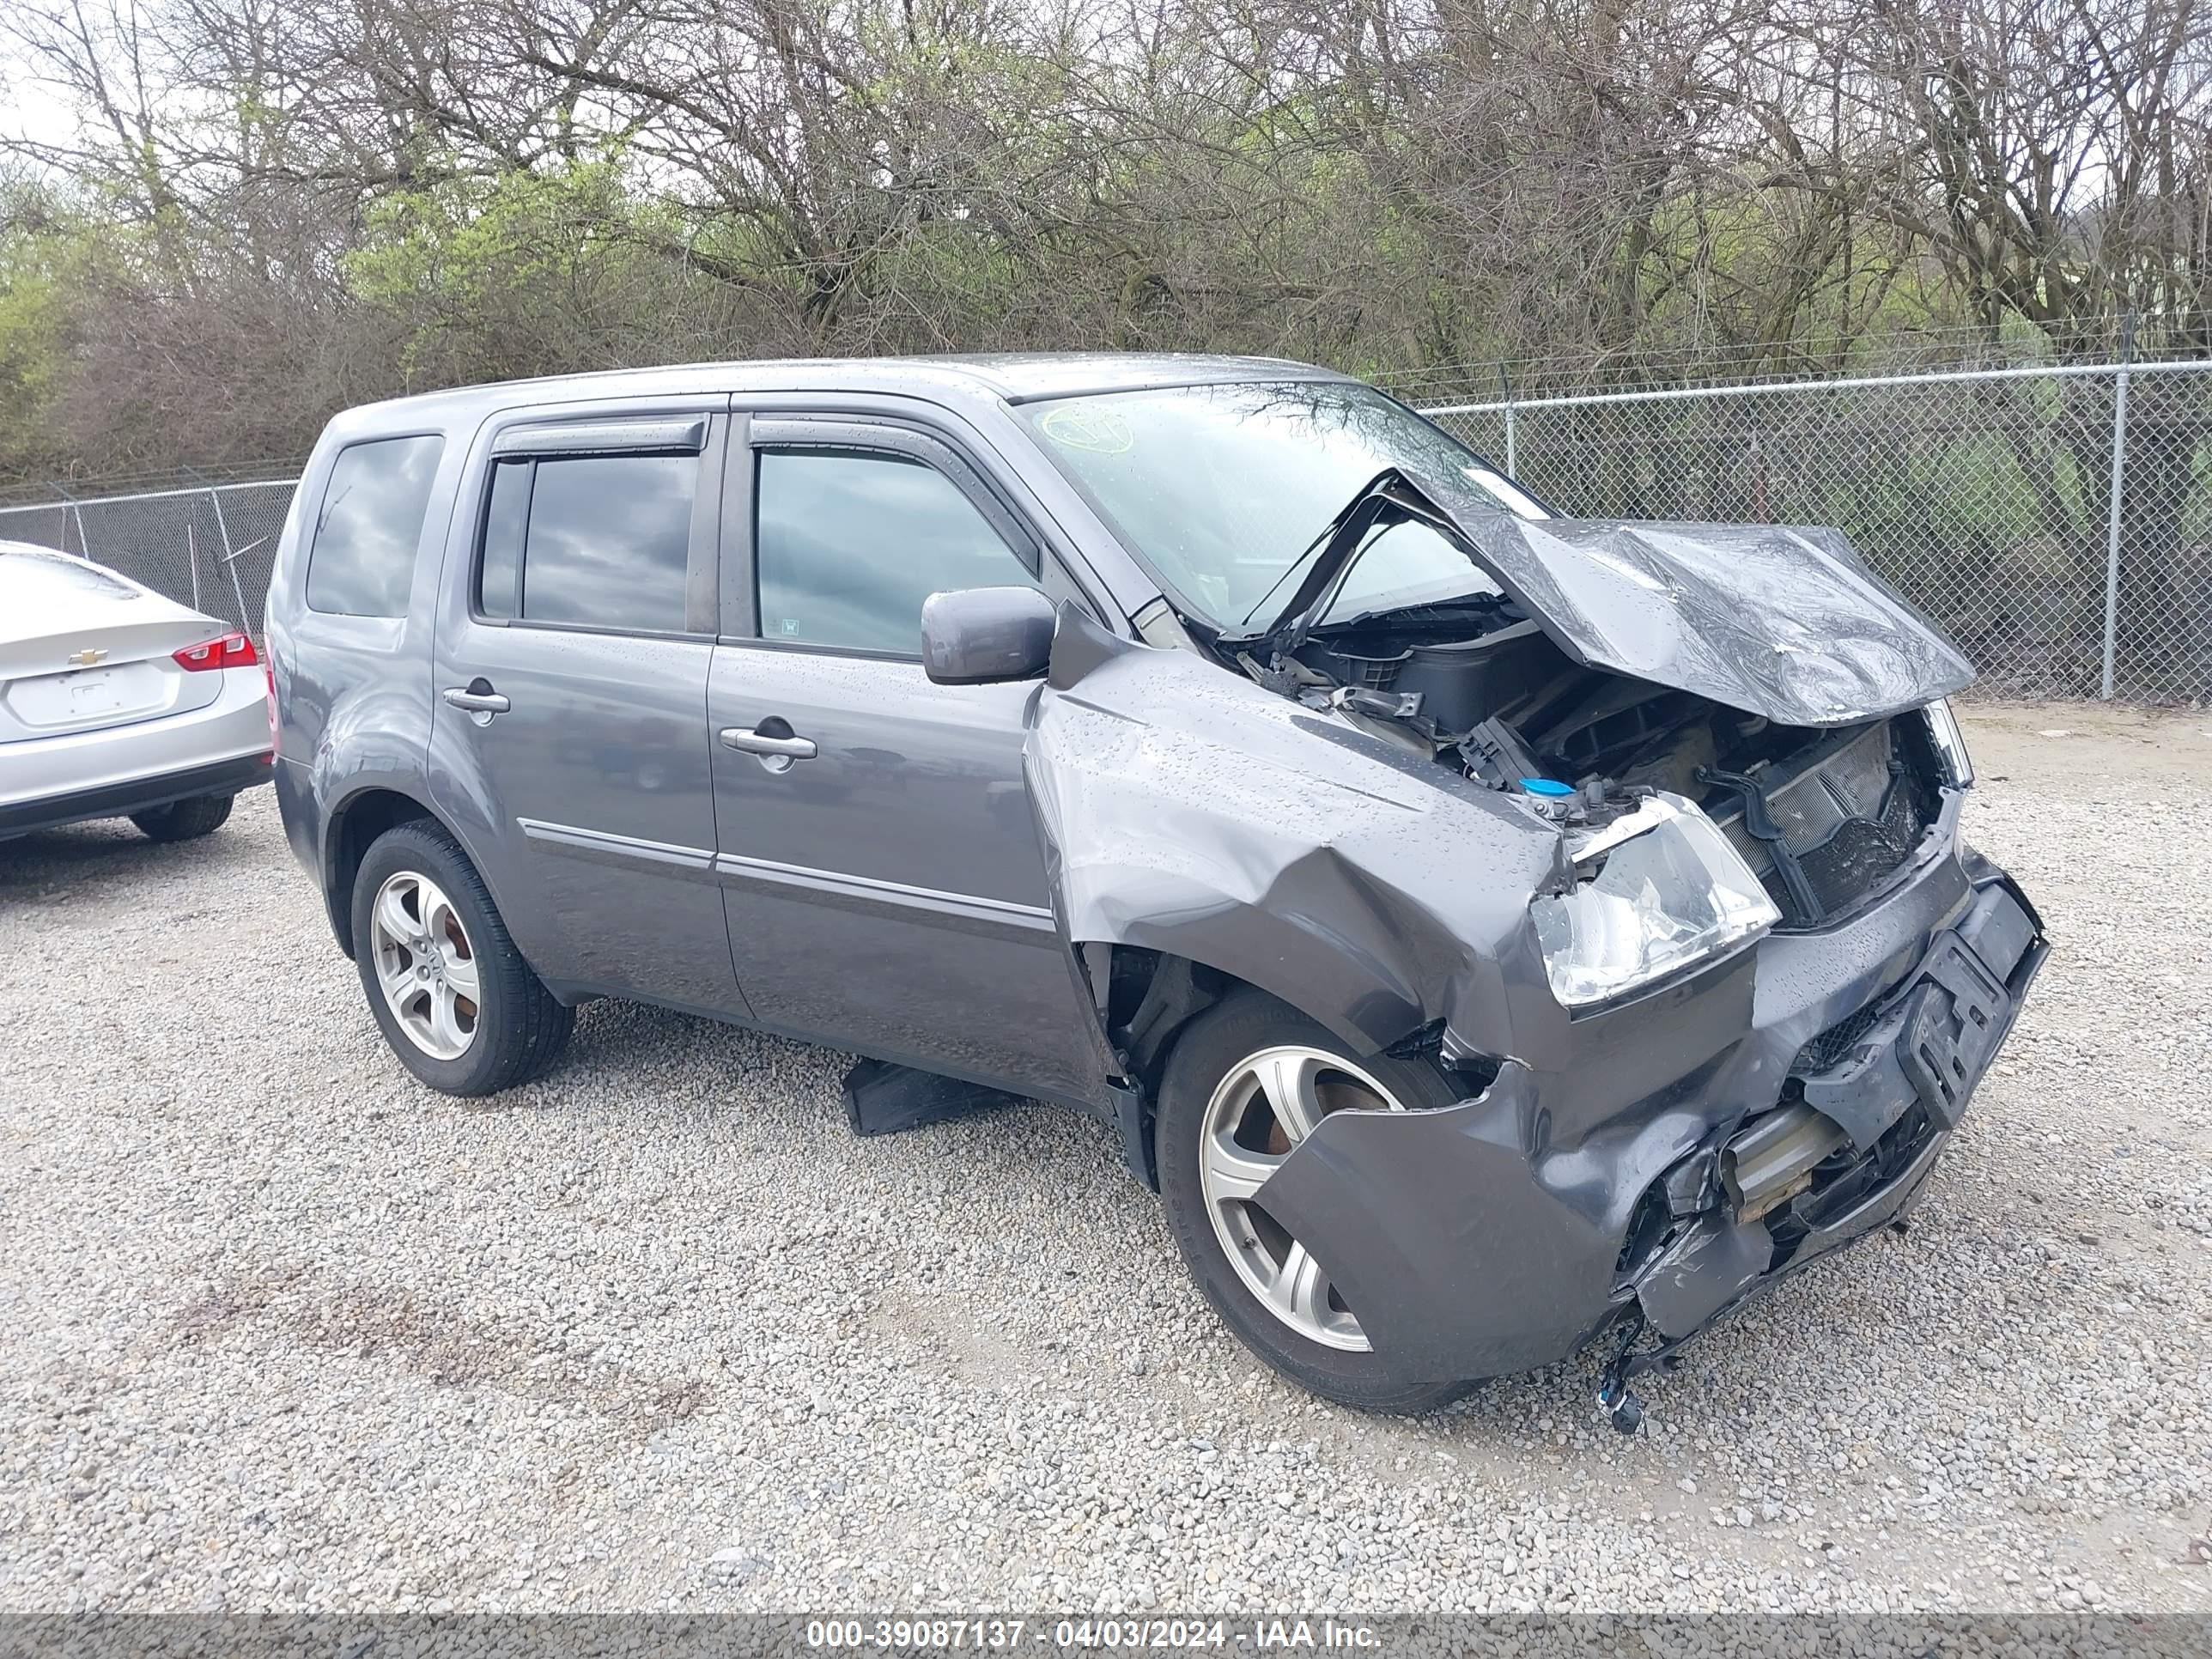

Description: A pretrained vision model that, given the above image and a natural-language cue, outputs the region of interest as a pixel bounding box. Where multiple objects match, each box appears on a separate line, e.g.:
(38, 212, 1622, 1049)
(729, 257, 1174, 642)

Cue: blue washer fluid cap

(1520, 777, 1577, 798)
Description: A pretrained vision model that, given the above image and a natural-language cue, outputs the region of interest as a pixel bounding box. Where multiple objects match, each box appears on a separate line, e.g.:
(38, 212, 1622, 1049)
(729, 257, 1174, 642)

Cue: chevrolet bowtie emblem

(67, 647, 107, 666)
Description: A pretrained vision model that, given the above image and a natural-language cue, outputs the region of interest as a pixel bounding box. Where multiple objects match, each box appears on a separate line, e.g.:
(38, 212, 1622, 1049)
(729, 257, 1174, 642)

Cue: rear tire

(1156, 988, 1476, 1415)
(349, 820, 573, 1096)
(130, 793, 233, 842)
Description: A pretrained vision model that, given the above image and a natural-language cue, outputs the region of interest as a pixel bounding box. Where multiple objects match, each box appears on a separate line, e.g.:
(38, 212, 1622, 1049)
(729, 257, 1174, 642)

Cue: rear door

(707, 410, 1108, 1105)
(429, 398, 749, 1018)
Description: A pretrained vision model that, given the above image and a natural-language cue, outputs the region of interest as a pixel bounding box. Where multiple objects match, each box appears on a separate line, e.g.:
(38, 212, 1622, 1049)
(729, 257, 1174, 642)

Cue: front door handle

(443, 680, 511, 716)
(720, 725, 817, 761)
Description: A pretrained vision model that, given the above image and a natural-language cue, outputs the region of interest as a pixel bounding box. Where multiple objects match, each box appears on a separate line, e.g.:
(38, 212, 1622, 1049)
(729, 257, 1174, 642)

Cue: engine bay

(1239, 596, 1949, 930)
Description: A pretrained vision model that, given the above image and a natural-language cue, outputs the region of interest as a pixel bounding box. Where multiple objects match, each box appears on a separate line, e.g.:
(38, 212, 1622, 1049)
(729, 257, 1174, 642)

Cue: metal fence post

(1499, 366, 1519, 478)
(2100, 348, 2134, 701)
(52, 483, 87, 559)
(204, 483, 253, 629)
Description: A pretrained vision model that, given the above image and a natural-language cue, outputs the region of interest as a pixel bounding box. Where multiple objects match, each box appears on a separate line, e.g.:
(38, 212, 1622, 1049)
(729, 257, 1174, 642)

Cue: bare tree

(2, 0, 2207, 493)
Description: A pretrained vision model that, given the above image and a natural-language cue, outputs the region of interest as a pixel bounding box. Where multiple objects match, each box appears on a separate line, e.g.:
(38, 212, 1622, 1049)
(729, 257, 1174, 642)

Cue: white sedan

(0, 540, 273, 842)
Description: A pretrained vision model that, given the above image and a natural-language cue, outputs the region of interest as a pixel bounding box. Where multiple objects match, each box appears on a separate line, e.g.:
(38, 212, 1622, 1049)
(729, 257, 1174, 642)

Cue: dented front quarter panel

(1027, 612, 1562, 1060)
(1026, 610, 2026, 1387)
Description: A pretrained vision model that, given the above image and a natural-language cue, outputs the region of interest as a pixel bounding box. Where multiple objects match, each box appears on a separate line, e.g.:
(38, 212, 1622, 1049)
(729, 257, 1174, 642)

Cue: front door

(432, 402, 748, 1018)
(707, 415, 1106, 1105)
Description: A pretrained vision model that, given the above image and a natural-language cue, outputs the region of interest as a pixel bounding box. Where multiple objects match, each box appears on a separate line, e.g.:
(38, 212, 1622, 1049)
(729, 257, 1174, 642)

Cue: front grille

(1798, 784, 1923, 912)
(1794, 999, 1887, 1074)
(1715, 720, 1935, 927)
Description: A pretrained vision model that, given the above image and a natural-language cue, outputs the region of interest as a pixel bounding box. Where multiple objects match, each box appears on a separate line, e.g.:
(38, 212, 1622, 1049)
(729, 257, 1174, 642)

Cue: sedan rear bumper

(0, 750, 270, 838)
(0, 667, 270, 837)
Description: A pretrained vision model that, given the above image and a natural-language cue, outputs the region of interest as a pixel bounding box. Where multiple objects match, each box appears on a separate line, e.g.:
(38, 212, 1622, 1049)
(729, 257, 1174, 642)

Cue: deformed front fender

(1024, 611, 1560, 1059)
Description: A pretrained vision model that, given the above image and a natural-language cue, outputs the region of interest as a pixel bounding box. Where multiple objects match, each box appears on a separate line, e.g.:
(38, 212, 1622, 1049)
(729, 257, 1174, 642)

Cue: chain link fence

(0, 481, 296, 638)
(1425, 358, 2212, 703)
(1, 358, 2207, 702)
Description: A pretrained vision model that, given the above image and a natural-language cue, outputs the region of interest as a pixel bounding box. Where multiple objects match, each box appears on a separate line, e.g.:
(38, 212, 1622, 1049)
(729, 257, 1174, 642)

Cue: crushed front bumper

(1254, 841, 2045, 1388)
(1627, 875, 2045, 1342)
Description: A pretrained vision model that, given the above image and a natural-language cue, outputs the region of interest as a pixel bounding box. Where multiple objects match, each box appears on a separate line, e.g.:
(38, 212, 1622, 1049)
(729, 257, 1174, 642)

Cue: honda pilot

(266, 355, 2045, 1420)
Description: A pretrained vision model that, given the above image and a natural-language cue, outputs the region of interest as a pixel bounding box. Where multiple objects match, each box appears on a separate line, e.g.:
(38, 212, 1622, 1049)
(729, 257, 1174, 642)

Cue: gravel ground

(2, 702, 2209, 1617)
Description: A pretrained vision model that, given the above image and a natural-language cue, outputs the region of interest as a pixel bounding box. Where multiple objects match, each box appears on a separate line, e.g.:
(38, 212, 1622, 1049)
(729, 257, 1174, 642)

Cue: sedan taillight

(174, 631, 260, 671)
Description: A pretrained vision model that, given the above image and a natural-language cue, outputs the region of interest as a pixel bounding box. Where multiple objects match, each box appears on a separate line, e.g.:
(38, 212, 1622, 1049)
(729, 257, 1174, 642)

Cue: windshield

(1017, 380, 1545, 630)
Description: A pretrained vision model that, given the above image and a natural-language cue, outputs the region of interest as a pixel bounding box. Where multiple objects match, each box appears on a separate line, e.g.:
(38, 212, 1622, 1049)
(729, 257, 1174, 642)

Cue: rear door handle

(719, 726, 817, 761)
(443, 684, 511, 714)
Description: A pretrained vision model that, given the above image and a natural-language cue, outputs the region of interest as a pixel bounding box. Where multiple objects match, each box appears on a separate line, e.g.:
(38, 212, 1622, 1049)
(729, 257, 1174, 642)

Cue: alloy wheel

(368, 870, 480, 1060)
(1196, 1045, 1407, 1352)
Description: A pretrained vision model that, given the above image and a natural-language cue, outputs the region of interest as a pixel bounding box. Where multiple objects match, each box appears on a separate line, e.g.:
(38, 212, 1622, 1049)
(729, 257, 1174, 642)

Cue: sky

(1, 38, 86, 166)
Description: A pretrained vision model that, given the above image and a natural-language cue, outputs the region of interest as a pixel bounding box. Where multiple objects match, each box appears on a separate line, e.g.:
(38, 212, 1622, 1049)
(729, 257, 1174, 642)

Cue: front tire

(130, 793, 233, 842)
(1156, 988, 1474, 1414)
(349, 820, 573, 1096)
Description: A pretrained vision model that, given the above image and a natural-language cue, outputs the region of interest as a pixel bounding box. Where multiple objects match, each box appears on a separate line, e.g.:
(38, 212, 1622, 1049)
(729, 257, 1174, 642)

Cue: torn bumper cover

(1253, 857, 2045, 1384)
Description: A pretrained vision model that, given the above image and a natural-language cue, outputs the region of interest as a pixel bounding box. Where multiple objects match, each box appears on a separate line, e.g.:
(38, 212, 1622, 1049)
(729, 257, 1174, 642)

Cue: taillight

(173, 630, 260, 672)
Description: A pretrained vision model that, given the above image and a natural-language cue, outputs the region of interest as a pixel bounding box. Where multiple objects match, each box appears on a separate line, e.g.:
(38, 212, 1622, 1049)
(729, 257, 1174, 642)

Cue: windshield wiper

(1319, 589, 1510, 635)
(1217, 468, 1434, 657)
(1236, 520, 1340, 631)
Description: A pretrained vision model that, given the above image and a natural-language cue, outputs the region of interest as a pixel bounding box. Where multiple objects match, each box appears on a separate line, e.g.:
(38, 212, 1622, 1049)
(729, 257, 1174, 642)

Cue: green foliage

(0, 252, 64, 475)
(2, 0, 2197, 489)
(0, 191, 113, 479)
(343, 154, 700, 388)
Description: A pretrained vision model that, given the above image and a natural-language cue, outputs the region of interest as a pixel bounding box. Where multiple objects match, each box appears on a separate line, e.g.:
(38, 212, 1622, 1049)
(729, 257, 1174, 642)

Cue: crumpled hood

(1395, 470, 1977, 727)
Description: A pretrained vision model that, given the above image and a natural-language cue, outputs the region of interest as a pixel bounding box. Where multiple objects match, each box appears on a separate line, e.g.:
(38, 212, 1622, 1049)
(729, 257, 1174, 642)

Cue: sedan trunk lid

(0, 547, 227, 742)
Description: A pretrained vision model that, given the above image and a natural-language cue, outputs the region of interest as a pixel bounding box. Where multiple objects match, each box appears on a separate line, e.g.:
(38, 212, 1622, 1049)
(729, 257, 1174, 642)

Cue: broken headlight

(1921, 697, 1974, 787)
(1531, 793, 1781, 1009)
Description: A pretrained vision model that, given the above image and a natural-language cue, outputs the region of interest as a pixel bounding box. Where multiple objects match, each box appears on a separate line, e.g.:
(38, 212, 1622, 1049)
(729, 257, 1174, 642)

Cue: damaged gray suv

(268, 355, 2045, 1422)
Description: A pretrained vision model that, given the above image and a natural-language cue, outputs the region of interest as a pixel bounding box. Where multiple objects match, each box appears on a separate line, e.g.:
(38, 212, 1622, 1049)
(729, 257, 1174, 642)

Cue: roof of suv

(336, 352, 1358, 429)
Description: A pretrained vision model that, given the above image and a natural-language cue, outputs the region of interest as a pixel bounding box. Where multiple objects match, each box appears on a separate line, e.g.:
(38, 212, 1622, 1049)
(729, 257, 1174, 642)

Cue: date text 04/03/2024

(803, 1619, 1384, 1650)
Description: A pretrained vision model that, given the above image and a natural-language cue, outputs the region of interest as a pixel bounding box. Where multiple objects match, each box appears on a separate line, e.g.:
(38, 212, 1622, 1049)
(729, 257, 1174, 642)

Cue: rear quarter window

(306, 434, 445, 617)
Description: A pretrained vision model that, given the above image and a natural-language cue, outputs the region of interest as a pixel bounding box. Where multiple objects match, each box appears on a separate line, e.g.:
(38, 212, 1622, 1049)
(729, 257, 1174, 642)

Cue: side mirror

(921, 586, 1058, 685)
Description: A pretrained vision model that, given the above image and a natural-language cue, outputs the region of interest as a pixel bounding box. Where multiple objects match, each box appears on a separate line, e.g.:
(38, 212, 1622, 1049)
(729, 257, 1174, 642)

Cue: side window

(477, 457, 529, 618)
(755, 449, 1036, 654)
(477, 451, 697, 634)
(306, 434, 444, 617)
